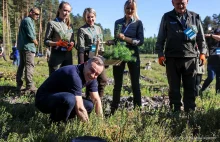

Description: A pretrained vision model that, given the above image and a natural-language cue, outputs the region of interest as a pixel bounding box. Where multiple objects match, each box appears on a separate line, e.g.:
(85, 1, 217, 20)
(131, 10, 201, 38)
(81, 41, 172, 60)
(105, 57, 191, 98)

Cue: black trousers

(35, 92, 93, 122)
(195, 74, 202, 96)
(48, 51, 73, 75)
(166, 57, 196, 111)
(111, 59, 142, 110)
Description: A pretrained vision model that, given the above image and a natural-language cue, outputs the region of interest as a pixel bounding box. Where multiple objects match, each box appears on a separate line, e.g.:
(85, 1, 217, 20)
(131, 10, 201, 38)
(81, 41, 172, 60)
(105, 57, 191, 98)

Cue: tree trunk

(2, 0, 5, 46)
(38, 7, 43, 54)
(6, 0, 10, 54)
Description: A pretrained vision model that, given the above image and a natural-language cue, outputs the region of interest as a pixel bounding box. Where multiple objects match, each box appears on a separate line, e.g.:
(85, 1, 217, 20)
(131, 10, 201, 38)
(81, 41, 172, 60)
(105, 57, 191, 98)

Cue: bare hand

(204, 34, 211, 37)
(117, 33, 125, 40)
(33, 40, 38, 46)
(77, 107, 89, 122)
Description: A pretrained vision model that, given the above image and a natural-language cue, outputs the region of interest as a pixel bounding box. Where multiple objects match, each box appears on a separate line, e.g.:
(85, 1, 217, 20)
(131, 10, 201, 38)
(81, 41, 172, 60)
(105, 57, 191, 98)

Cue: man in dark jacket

(155, 0, 207, 112)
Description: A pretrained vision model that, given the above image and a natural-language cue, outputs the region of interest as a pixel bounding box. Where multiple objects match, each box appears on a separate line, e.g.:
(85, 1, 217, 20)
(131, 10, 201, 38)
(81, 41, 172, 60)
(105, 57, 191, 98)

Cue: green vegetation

(0, 54, 220, 141)
(103, 43, 136, 62)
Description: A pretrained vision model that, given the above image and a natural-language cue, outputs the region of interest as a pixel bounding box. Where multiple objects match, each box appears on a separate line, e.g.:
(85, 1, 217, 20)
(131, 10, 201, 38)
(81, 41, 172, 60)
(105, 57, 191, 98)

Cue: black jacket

(156, 9, 207, 58)
(206, 37, 220, 65)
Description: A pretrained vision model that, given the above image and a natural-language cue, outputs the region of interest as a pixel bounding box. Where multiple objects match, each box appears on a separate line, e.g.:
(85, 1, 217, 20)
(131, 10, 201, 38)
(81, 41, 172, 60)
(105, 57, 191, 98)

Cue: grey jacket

(155, 9, 207, 58)
(77, 24, 104, 54)
(44, 18, 74, 51)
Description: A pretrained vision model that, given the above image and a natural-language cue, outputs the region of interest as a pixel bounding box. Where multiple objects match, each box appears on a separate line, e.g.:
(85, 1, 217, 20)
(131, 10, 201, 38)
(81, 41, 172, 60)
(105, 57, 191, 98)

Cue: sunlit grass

(0, 55, 220, 141)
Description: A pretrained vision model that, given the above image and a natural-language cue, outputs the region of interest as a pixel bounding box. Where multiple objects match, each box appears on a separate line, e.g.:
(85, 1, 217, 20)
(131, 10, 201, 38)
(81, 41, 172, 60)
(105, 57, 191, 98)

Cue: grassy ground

(0, 54, 220, 142)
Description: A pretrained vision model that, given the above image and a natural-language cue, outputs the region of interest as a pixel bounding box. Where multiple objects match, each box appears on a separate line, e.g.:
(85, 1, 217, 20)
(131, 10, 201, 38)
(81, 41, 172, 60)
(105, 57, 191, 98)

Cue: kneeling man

(35, 56, 104, 122)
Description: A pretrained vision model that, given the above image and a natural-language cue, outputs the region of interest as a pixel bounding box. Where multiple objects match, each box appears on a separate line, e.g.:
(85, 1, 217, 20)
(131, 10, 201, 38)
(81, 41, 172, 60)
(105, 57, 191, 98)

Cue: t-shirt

(36, 64, 98, 96)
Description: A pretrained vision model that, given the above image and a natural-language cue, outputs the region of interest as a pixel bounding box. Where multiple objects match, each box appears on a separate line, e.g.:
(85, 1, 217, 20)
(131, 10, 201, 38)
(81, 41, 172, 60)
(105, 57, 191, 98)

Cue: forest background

(0, 0, 220, 56)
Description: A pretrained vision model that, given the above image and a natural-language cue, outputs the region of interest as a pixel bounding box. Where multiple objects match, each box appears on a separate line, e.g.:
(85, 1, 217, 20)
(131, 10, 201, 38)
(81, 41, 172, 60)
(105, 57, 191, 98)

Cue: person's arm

(117, 20, 144, 46)
(196, 15, 207, 55)
(77, 28, 86, 64)
(89, 91, 103, 117)
(25, 19, 38, 45)
(66, 26, 75, 51)
(205, 34, 220, 41)
(75, 96, 89, 122)
(155, 15, 167, 58)
(44, 22, 58, 47)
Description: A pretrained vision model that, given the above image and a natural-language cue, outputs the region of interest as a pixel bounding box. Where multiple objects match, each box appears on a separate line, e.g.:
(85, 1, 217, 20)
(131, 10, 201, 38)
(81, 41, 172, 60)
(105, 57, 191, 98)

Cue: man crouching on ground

(35, 56, 104, 122)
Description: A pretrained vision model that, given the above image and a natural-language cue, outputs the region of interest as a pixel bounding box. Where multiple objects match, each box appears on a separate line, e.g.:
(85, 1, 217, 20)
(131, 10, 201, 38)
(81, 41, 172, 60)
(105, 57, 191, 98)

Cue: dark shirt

(114, 16, 144, 57)
(17, 16, 37, 53)
(36, 64, 98, 96)
(114, 17, 144, 46)
(206, 37, 220, 66)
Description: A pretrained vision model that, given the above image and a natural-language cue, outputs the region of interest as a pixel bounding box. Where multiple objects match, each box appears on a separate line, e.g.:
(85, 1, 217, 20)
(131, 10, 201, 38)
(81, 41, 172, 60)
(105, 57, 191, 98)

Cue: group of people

(13, 0, 143, 122)
(3, 0, 220, 123)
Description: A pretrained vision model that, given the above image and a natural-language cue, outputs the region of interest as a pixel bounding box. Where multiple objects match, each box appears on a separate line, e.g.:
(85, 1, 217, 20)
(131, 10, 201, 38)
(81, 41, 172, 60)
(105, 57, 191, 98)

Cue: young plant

(59, 30, 69, 42)
(103, 43, 136, 62)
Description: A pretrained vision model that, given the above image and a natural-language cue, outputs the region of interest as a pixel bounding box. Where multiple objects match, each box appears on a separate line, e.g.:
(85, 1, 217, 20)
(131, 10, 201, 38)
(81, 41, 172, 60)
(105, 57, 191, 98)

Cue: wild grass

(0, 54, 220, 141)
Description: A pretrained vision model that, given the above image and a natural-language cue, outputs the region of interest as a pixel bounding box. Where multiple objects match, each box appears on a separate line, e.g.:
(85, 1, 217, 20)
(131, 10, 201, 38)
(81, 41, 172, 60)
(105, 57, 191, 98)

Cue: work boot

(16, 85, 25, 91)
(26, 85, 38, 92)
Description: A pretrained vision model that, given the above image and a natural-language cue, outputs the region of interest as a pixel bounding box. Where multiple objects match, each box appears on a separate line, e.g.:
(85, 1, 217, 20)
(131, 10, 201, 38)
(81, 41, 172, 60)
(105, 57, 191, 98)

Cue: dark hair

(214, 28, 220, 34)
(29, 7, 40, 13)
(88, 56, 104, 67)
(56, 1, 72, 29)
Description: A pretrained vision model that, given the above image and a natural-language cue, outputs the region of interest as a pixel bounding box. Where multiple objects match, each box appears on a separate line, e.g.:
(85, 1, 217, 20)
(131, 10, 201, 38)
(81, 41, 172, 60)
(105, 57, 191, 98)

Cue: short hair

(88, 56, 104, 67)
(29, 7, 40, 13)
(124, 0, 139, 21)
(214, 28, 220, 34)
(83, 8, 96, 23)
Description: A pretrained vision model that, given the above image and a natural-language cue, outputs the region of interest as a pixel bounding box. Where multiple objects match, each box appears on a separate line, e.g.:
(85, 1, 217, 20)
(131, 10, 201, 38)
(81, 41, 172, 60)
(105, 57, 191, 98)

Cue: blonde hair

(83, 8, 96, 23)
(56, 1, 72, 29)
(124, 0, 139, 21)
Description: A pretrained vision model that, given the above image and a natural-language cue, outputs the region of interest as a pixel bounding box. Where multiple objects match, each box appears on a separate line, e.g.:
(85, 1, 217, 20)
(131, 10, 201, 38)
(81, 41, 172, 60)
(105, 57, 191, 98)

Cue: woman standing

(77, 8, 107, 97)
(106, 0, 144, 113)
(44, 1, 74, 75)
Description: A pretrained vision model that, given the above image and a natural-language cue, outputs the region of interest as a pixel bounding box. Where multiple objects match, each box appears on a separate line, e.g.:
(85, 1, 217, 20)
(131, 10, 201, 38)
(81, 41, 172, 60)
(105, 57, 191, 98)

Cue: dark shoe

(184, 107, 195, 113)
(16, 85, 25, 91)
(170, 105, 181, 112)
(110, 106, 118, 115)
(199, 90, 203, 97)
(26, 86, 38, 92)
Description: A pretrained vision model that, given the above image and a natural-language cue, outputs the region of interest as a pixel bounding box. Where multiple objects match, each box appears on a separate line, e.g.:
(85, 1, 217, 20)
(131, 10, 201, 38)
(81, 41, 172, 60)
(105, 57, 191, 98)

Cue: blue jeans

(201, 65, 220, 93)
(13, 57, 20, 66)
(35, 92, 94, 122)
